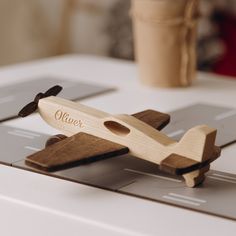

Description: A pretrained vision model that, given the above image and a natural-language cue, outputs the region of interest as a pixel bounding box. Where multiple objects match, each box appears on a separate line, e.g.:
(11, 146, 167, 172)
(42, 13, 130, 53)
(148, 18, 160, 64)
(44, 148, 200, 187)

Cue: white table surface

(1, 55, 236, 236)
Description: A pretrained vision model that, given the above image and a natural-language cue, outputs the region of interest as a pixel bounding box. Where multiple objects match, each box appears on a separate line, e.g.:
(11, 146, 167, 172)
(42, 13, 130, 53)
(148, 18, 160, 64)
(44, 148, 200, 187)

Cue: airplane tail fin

(176, 125, 217, 162)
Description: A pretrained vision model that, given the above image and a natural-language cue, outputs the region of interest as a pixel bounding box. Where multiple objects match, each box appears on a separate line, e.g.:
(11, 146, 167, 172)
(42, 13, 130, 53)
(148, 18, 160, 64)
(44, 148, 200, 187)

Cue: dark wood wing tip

(132, 109, 170, 130)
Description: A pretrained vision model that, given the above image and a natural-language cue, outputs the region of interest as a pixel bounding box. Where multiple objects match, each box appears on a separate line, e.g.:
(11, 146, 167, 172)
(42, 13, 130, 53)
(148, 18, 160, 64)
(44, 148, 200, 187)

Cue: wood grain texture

(183, 165, 210, 188)
(28, 96, 221, 187)
(26, 132, 129, 171)
(160, 146, 221, 187)
(26, 109, 170, 171)
(160, 154, 199, 175)
(132, 109, 170, 130)
(160, 146, 220, 175)
(38, 97, 219, 165)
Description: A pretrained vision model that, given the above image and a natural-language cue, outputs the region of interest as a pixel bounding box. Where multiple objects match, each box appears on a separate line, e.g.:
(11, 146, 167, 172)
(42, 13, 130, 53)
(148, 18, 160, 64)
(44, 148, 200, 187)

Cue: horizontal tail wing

(160, 146, 221, 175)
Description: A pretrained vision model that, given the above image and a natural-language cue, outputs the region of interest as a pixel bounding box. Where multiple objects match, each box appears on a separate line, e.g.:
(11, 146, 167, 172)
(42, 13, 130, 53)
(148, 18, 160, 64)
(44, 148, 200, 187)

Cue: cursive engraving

(54, 110, 84, 128)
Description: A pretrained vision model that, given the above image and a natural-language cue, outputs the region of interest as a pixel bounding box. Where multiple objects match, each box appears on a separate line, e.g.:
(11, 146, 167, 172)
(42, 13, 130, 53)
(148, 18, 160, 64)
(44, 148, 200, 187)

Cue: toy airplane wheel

(45, 134, 67, 147)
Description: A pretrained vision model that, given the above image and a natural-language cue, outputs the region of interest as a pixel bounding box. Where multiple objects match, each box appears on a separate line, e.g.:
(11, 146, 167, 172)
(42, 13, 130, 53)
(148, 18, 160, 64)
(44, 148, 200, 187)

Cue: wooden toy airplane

(18, 85, 221, 187)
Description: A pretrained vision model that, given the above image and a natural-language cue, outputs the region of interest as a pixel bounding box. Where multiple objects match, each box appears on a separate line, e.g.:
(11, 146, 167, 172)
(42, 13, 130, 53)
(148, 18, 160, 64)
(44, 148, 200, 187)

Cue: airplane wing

(160, 146, 221, 175)
(26, 109, 171, 171)
(26, 132, 129, 171)
(132, 109, 170, 131)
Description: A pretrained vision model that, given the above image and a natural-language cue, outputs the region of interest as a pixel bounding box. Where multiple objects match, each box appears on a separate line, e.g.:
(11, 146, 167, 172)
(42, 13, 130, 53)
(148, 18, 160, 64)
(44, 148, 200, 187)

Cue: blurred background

(0, 0, 236, 77)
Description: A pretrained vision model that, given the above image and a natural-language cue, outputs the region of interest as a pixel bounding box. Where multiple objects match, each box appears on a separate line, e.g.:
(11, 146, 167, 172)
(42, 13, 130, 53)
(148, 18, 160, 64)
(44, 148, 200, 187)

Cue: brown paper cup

(131, 0, 199, 87)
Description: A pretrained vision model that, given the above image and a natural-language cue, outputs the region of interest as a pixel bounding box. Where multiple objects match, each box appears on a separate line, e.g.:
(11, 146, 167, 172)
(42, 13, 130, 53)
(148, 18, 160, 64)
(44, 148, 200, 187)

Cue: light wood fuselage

(38, 96, 217, 165)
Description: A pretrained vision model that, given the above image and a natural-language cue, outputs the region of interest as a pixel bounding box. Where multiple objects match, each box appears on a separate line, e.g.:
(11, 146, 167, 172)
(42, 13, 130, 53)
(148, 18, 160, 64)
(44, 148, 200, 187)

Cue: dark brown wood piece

(160, 154, 199, 175)
(26, 132, 129, 171)
(132, 109, 170, 131)
(160, 146, 221, 175)
(18, 85, 63, 117)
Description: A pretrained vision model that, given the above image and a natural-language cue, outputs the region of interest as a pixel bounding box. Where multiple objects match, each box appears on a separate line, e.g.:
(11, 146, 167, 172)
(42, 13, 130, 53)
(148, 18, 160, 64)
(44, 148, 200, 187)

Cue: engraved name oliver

(54, 110, 84, 127)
